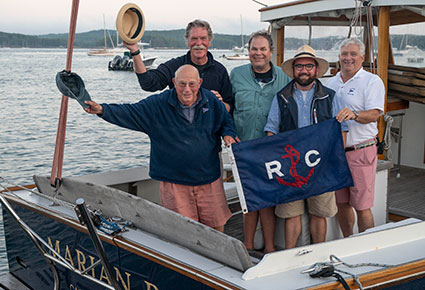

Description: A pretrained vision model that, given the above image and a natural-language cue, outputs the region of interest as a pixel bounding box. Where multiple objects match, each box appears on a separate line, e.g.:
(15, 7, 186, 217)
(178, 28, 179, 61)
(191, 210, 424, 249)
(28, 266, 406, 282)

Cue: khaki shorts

(275, 191, 337, 218)
(160, 178, 232, 228)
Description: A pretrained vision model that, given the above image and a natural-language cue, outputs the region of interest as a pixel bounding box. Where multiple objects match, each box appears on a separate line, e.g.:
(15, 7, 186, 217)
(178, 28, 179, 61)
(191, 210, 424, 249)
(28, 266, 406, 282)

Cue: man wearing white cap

(327, 38, 385, 238)
(264, 45, 348, 248)
(124, 19, 234, 113)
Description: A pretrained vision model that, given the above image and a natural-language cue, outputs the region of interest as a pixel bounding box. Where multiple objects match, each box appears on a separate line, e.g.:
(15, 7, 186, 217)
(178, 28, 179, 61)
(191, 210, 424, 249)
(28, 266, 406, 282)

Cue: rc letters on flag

(230, 118, 353, 213)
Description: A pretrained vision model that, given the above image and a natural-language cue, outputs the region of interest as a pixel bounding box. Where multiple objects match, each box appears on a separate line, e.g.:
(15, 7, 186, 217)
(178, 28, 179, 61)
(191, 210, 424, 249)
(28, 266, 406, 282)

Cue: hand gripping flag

(229, 118, 353, 213)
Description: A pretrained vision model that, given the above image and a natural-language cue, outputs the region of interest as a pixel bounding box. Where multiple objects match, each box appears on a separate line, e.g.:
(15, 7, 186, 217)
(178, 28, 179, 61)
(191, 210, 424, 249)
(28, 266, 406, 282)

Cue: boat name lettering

(48, 237, 159, 290)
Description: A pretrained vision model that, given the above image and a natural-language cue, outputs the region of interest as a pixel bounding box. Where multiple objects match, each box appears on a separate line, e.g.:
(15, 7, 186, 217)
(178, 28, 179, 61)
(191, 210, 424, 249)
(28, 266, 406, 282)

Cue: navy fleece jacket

(100, 88, 236, 186)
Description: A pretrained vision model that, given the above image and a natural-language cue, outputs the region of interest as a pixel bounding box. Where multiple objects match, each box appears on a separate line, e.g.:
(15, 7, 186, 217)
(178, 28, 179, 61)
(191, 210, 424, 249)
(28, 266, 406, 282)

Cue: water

(0, 47, 422, 274)
(0, 47, 249, 274)
(0, 48, 249, 186)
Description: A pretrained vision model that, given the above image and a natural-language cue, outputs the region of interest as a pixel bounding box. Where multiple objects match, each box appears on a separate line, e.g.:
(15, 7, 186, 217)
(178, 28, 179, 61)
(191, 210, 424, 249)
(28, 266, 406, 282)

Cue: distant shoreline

(1, 30, 421, 51)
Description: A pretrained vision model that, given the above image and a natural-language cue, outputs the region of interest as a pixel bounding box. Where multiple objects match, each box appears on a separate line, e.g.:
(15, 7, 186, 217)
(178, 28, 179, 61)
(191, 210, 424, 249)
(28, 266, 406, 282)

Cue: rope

(329, 254, 393, 290)
(303, 254, 393, 290)
(50, 0, 80, 187)
(349, 0, 363, 38)
(383, 114, 394, 160)
(365, 1, 376, 74)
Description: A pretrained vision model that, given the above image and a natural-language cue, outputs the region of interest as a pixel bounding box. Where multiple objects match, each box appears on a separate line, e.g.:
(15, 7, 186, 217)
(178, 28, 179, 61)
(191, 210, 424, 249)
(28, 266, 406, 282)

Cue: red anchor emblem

(276, 145, 314, 188)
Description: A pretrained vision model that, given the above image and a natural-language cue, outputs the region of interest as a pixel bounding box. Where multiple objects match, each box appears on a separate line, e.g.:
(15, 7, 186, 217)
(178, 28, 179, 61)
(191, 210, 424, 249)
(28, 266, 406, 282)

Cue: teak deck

(388, 165, 425, 221)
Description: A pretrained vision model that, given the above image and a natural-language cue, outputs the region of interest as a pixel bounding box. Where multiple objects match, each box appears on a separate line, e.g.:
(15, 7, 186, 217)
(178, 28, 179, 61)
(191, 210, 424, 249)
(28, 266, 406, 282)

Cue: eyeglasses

(176, 81, 198, 88)
(293, 64, 316, 71)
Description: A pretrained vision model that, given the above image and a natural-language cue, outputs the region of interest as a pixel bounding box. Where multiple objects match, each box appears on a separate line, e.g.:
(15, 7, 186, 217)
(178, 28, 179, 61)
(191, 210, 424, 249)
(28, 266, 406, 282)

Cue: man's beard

(295, 73, 315, 87)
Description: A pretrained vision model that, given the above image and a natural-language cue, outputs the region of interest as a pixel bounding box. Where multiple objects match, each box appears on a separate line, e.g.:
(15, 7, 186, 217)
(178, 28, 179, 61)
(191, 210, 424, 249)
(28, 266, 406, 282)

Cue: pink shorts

(335, 144, 377, 210)
(159, 178, 232, 228)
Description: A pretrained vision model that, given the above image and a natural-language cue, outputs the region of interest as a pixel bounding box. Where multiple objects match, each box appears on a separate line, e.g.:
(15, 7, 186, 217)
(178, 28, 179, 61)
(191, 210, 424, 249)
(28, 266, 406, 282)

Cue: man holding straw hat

(116, 6, 233, 113)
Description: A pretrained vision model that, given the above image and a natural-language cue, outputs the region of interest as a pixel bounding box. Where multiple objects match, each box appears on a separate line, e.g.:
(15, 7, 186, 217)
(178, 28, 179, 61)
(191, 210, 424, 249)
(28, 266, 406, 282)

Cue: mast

(103, 14, 107, 49)
(240, 14, 244, 48)
(50, 0, 80, 186)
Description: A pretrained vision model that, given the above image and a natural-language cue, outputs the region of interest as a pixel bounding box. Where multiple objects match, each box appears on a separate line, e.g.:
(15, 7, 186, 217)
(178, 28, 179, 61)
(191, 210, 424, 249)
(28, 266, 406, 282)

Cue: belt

(345, 139, 377, 152)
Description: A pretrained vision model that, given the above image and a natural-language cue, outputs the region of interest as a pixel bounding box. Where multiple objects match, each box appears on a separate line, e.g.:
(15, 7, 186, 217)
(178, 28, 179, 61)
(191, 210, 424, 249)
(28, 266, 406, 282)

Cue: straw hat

(116, 3, 145, 44)
(281, 45, 329, 78)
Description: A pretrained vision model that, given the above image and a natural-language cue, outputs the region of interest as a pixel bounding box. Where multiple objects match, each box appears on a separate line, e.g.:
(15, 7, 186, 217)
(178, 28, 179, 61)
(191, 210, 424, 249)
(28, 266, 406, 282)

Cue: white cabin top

(259, 0, 425, 27)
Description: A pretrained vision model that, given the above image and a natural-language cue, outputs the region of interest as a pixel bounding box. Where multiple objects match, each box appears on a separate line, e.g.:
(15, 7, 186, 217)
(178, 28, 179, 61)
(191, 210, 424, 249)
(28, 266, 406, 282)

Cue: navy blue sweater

(136, 51, 234, 113)
(100, 88, 237, 186)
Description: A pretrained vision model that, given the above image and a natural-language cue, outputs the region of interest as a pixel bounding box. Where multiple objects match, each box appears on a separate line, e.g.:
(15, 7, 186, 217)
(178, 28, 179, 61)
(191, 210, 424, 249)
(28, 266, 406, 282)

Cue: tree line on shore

(1, 29, 424, 51)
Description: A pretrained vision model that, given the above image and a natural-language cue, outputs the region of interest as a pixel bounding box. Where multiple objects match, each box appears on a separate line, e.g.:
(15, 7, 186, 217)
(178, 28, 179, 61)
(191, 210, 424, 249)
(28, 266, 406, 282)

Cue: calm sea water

(0, 47, 251, 274)
(0, 47, 418, 274)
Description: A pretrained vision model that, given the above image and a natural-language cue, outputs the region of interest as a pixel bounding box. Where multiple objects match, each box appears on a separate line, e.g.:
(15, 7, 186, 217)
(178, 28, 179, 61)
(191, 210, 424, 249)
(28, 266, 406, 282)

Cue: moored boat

(2, 1, 425, 289)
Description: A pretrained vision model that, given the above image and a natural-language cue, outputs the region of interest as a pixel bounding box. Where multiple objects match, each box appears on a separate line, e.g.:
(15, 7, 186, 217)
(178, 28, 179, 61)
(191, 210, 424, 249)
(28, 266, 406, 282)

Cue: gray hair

(184, 20, 213, 41)
(339, 38, 365, 56)
(248, 30, 274, 51)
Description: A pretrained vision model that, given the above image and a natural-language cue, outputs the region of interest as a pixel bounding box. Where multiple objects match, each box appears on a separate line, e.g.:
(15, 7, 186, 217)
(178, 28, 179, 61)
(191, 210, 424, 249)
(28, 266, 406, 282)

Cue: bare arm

(266, 131, 275, 136)
(336, 108, 381, 124)
(123, 41, 147, 74)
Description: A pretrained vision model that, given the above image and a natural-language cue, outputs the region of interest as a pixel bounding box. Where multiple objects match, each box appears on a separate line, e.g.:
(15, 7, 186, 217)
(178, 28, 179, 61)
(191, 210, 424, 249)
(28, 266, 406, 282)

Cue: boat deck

(224, 198, 244, 241)
(388, 165, 425, 221)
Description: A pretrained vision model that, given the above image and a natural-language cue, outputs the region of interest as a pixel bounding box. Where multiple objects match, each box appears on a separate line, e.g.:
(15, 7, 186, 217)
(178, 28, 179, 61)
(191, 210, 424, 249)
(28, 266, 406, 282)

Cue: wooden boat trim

(307, 259, 425, 289)
(0, 190, 241, 290)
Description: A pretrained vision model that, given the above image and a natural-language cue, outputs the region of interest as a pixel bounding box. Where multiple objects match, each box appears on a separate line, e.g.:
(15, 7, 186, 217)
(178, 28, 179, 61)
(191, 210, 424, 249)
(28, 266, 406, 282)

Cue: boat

(224, 54, 250, 60)
(87, 15, 116, 57)
(230, 15, 248, 56)
(108, 52, 157, 71)
(394, 34, 424, 62)
(108, 42, 157, 71)
(233, 15, 248, 53)
(1, 1, 425, 289)
(405, 46, 424, 63)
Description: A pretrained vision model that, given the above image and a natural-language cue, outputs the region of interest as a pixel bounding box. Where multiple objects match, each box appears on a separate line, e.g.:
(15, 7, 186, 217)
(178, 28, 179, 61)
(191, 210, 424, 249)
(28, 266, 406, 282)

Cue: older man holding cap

(84, 65, 237, 231)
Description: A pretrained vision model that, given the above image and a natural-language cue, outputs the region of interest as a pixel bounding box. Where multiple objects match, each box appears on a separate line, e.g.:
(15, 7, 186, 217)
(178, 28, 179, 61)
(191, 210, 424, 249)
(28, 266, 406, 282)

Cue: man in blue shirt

(124, 20, 234, 113)
(84, 65, 237, 232)
(264, 45, 347, 248)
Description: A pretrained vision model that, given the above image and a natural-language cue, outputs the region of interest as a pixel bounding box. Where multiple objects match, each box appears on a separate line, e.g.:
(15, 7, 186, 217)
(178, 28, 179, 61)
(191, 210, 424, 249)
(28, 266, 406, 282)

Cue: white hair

(338, 38, 365, 56)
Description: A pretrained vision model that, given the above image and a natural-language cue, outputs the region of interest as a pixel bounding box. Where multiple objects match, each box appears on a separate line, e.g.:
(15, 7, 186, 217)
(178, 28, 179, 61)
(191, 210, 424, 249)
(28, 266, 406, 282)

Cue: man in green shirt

(230, 31, 291, 254)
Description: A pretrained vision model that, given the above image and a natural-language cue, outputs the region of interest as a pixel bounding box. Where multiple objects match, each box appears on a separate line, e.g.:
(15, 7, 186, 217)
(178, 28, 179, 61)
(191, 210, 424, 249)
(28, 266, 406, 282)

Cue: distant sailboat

(394, 34, 424, 63)
(87, 14, 114, 56)
(232, 15, 248, 54)
(226, 15, 249, 60)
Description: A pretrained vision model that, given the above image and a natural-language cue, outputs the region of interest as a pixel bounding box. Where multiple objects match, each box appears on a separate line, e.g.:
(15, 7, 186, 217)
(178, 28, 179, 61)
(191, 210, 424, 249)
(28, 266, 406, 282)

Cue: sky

(0, 0, 280, 36)
(1, 0, 423, 37)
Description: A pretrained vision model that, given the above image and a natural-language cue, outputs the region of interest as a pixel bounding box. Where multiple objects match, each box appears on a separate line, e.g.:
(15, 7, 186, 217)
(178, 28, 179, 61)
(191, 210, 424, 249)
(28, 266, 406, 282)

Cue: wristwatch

(130, 49, 140, 56)
(352, 110, 359, 120)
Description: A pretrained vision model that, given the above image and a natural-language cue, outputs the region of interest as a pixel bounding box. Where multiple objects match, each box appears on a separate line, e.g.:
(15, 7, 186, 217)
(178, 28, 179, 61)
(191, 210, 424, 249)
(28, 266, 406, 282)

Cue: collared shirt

(264, 82, 347, 133)
(326, 68, 385, 147)
(180, 96, 201, 124)
(230, 63, 291, 141)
